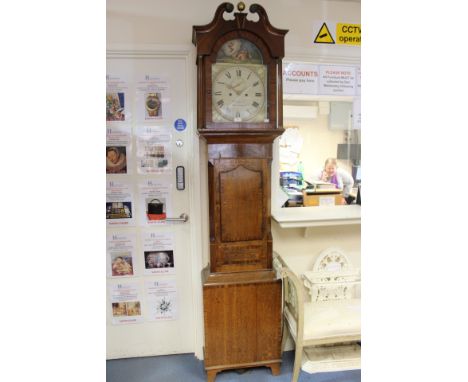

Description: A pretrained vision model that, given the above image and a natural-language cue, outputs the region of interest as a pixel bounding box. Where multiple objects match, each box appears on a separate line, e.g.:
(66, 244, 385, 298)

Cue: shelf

(271, 205, 360, 231)
(302, 344, 361, 373)
(283, 94, 355, 102)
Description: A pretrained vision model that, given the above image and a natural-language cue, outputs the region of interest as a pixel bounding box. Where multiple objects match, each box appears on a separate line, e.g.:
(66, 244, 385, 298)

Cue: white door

(106, 48, 203, 359)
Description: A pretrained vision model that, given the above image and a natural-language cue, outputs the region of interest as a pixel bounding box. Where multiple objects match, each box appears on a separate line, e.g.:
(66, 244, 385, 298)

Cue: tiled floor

(107, 350, 361, 382)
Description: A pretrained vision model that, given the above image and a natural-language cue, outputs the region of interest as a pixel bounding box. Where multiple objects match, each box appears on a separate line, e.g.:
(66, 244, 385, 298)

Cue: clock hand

(234, 85, 247, 95)
(226, 83, 257, 113)
(234, 83, 254, 99)
(223, 81, 242, 96)
(231, 80, 246, 95)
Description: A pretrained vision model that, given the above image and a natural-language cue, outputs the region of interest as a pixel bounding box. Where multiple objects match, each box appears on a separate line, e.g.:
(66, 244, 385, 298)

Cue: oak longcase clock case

(193, 3, 287, 381)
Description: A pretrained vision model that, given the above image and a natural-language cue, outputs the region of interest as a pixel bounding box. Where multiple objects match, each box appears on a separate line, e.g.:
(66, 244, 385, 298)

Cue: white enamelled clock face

(212, 64, 267, 123)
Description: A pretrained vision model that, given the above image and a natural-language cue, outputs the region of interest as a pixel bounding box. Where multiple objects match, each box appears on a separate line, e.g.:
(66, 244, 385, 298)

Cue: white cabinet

(329, 101, 353, 130)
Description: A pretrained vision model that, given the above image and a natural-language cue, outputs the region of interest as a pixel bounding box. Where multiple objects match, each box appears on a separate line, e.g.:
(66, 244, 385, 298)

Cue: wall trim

(285, 47, 361, 65)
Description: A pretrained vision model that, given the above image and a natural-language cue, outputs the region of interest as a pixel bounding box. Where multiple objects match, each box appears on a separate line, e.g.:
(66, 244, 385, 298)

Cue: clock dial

(212, 64, 267, 122)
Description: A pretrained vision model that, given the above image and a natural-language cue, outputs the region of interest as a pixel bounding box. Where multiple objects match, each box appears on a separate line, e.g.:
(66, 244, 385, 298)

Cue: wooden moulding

(198, 129, 285, 144)
(202, 268, 277, 286)
(192, 3, 288, 59)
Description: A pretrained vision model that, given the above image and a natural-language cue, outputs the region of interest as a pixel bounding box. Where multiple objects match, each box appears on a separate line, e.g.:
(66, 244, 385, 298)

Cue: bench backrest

(302, 248, 360, 302)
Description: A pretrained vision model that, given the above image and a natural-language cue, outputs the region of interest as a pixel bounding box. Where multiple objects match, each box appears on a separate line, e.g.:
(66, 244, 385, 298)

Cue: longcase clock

(192, 3, 288, 381)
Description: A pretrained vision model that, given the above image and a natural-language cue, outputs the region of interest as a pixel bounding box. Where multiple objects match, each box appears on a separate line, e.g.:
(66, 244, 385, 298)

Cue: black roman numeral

(217, 99, 224, 107)
(225, 72, 231, 79)
(252, 101, 259, 108)
(236, 69, 242, 77)
(253, 81, 259, 87)
(255, 93, 262, 97)
(214, 91, 222, 96)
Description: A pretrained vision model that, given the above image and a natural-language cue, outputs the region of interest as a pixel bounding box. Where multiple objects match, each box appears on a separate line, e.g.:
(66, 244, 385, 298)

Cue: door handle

(165, 213, 189, 223)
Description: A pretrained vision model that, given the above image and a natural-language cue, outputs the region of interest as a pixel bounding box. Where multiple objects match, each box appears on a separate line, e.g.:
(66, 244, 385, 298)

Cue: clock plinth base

(202, 269, 282, 382)
(269, 362, 282, 375)
(205, 361, 281, 382)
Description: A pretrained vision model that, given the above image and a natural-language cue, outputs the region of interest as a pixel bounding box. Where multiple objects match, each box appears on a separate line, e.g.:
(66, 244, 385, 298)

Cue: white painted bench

(273, 248, 361, 382)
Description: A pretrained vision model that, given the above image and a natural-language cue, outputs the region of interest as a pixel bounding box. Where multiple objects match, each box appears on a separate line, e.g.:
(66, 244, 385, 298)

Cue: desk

(303, 190, 343, 207)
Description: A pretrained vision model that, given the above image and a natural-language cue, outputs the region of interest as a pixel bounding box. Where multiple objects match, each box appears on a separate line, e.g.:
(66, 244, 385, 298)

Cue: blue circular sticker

(174, 118, 187, 132)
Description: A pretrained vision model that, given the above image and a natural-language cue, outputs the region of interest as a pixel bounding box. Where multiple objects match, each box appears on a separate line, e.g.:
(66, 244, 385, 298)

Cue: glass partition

(279, 100, 361, 208)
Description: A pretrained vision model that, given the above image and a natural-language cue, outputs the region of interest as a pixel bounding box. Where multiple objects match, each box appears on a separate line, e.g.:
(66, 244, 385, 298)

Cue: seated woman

(310, 158, 354, 200)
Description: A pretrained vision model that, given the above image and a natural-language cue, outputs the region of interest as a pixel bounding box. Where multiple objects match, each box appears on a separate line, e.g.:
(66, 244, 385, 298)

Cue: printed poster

(312, 21, 361, 47)
(142, 232, 175, 275)
(106, 127, 132, 174)
(282, 62, 319, 95)
(110, 282, 143, 324)
(136, 75, 170, 121)
(136, 126, 172, 174)
(355, 66, 361, 96)
(282, 63, 360, 97)
(106, 180, 136, 226)
(145, 280, 178, 321)
(107, 232, 137, 278)
(138, 180, 172, 225)
(106, 74, 130, 123)
(318, 65, 356, 96)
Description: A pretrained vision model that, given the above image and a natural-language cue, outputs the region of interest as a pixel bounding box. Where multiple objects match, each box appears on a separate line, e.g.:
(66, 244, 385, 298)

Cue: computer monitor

(337, 144, 361, 161)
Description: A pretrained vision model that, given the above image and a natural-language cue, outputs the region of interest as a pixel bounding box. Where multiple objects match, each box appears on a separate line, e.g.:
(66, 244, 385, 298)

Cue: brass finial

(237, 2, 246, 12)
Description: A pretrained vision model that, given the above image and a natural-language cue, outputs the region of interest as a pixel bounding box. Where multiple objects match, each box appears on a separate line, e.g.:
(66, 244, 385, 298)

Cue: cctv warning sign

(313, 22, 361, 47)
(314, 23, 335, 44)
(336, 23, 361, 46)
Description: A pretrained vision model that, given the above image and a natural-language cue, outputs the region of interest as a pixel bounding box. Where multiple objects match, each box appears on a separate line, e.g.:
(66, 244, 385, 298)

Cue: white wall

(272, 222, 360, 270)
(107, 0, 361, 358)
(107, 0, 361, 58)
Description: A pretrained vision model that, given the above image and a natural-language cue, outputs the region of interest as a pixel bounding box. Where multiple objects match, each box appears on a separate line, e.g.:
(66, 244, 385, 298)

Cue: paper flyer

(106, 180, 136, 226)
(355, 66, 361, 96)
(138, 180, 172, 225)
(110, 282, 143, 324)
(106, 74, 130, 122)
(145, 279, 178, 321)
(136, 75, 170, 121)
(106, 127, 132, 174)
(318, 65, 356, 96)
(142, 231, 175, 275)
(136, 126, 172, 175)
(107, 232, 137, 277)
(282, 62, 319, 95)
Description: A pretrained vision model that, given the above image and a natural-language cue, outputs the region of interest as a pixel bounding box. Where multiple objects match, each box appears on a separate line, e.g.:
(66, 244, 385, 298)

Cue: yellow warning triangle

(314, 23, 335, 44)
